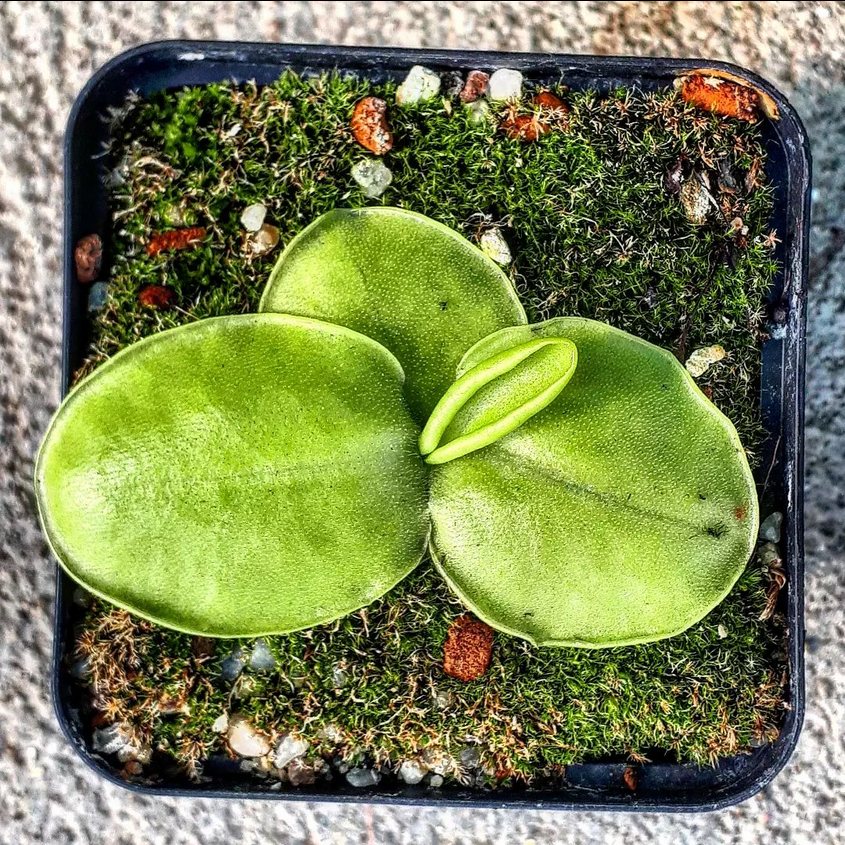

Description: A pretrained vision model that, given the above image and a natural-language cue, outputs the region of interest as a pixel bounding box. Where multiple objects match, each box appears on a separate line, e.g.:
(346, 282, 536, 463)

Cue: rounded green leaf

(35, 314, 429, 637)
(419, 337, 578, 465)
(429, 318, 758, 647)
(259, 208, 526, 423)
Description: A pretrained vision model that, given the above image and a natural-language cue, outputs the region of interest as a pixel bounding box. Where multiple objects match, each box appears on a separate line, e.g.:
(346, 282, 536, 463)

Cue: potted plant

(47, 41, 809, 809)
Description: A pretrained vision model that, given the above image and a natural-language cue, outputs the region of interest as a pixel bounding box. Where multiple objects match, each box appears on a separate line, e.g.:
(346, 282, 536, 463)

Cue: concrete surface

(1, 2, 843, 843)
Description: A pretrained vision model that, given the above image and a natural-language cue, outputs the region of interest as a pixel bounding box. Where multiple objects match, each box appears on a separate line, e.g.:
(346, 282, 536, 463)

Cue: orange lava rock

(532, 91, 569, 112)
(460, 70, 489, 103)
(74, 233, 102, 283)
(443, 614, 494, 682)
(146, 227, 207, 257)
(623, 765, 639, 791)
(677, 74, 759, 122)
(138, 285, 176, 309)
(501, 113, 550, 142)
(351, 96, 393, 155)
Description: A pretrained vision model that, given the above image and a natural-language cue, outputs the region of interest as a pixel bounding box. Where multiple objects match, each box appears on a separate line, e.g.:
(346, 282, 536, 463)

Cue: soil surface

(2, 3, 844, 844)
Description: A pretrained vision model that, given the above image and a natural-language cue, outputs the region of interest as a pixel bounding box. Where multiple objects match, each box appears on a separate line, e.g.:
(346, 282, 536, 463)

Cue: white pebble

(760, 512, 783, 543)
(211, 713, 229, 733)
(346, 767, 381, 788)
(241, 203, 267, 232)
(318, 723, 345, 744)
(685, 345, 726, 378)
(487, 68, 523, 101)
(249, 639, 276, 671)
(227, 715, 271, 758)
(480, 229, 512, 265)
(396, 65, 442, 104)
(92, 723, 152, 764)
(429, 774, 444, 788)
(398, 759, 428, 785)
(87, 282, 109, 312)
(351, 159, 393, 199)
(274, 734, 309, 769)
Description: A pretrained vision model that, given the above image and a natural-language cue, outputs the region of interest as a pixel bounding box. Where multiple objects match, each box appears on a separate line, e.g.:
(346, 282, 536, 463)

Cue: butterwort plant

(35, 208, 758, 647)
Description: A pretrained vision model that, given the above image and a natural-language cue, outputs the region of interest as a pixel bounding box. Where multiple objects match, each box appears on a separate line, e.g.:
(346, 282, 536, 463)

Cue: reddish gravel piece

(443, 614, 494, 682)
(678, 74, 759, 122)
(146, 226, 207, 257)
(532, 91, 569, 112)
(74, 233, 102, 283)
(138, 285, 176, 309)
(500, 113, 550, 142)
(351, 97, 393, 155)
(460, 70, 489, 103)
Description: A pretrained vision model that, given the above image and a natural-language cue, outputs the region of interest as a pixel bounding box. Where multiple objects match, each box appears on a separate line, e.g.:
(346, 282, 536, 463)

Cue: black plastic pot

(57, 40, 810, 811)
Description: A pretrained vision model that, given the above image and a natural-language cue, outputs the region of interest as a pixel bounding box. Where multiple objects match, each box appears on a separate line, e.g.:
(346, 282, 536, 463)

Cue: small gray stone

(345, 767, 381, 788)
(287, 758, 317, 786)
(331, 664, 349, 689)
(249, 639, 276, 671)
(769, 322, 787, 340)
(69, 657, 90, 679)
(318, 723, 345, 744)
(351, 159, 392, 199)
(72, 586, 93, 607)
(760, 511, 783, 543)
(227, 715, 271, 758)
(92, 724, 128, 756)
(422, 746, 455, 775)
(433, 689, 454, 710)
(92, 723, 151, 764)
(398, 759, 428, 785)
(759, 541, 782, 568)
(240, 203, 267, 232)
(459, 746, 481, 768)
(220, 648, 245, 681)
(274, 734, 309, 769)
(87, 282, 109, 312)
(479, 229, 512, 265)
(428, 774, 444, 788)
(443, 71, 464, 98)
(396, 65, 441, 104)
(487, 68, 523, 101)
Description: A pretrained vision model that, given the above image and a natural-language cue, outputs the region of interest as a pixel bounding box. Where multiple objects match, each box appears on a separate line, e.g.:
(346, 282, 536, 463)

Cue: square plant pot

(56, 40, 810, 810)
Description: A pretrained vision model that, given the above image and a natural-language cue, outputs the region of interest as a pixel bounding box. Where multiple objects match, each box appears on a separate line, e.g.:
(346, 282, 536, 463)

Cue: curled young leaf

(429, 318, 758, 647)
(35, 315, 429, 637)
(419, 337, 578, 465)
(259, 208, 526, 423)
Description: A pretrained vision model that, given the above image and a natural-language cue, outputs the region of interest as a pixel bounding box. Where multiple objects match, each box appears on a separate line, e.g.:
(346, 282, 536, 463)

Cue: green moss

(75, 71, 785, 784)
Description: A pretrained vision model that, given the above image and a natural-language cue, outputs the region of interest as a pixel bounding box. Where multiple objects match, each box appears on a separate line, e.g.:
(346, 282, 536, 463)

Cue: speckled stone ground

(1, 2, 843, 843)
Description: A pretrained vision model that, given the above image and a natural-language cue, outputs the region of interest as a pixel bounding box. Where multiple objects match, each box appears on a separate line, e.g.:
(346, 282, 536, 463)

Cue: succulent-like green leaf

(429, 318, 758, 647)
(419, 337, 578, 465)
(35, 314, 429, 637)
(259, 208, 526, 423)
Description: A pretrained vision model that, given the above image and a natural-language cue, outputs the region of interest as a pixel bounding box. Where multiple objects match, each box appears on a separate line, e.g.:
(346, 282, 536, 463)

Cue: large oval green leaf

(429, 318, 758, 647)
(259, 208, 526, 423)
(36, 314, 429, 637)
